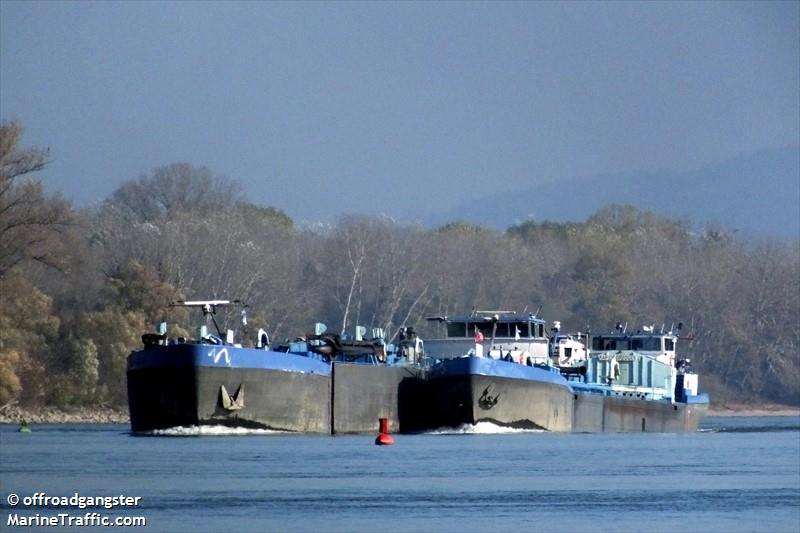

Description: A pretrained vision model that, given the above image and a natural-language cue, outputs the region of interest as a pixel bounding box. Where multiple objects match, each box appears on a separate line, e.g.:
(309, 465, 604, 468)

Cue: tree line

(1, 121, 798, 409)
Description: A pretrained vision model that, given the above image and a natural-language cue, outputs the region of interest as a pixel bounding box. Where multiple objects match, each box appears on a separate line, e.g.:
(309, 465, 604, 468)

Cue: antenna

(170, 299, 247, 340)
(175, 300, 231, 308)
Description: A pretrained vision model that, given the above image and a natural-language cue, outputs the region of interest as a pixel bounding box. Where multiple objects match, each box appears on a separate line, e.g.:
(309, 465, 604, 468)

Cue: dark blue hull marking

(128, 343, 331, 375)
(430, 357, 571, 388)
(686, 393, 710, 405)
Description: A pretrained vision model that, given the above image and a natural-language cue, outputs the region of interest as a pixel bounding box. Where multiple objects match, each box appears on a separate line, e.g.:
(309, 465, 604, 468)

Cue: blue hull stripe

(128, 344, 331, 375)
(686, 393, 710, 405)
(430, 357, 571, 388)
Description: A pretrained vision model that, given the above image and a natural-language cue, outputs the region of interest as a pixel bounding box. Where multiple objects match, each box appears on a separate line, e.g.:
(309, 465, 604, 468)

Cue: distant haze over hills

(429, 146, 800, 239)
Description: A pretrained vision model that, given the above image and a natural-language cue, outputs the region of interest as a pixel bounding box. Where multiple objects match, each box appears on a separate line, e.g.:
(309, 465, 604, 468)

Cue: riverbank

(707, 403, 800, 417)
(0, 405, 128, 424)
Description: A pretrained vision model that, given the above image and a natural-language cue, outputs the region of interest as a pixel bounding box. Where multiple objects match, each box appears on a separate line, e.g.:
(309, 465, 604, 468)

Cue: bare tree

(0, 121, 73, 279)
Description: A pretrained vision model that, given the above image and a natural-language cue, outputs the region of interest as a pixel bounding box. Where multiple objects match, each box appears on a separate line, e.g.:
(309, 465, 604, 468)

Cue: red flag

(474, 326, 484, 343)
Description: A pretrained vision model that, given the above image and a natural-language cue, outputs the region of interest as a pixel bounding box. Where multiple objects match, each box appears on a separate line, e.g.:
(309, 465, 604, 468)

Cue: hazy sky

(1, 1, 798, 224)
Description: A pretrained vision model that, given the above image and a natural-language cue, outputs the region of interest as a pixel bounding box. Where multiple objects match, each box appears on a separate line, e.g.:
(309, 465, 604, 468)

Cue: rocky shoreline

(707, 403, 800, 417)
(0, 405, 129, 425)
(1, 403, 797, 425)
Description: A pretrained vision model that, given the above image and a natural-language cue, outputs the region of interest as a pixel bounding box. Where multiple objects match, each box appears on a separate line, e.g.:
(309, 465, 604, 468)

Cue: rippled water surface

(2, 416, 798, 532)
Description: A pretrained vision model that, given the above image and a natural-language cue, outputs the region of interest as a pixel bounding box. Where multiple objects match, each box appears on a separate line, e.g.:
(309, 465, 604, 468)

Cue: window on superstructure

(665, 338, 674, 351)
(481, 323, 495, 337)
(494, 323, 510, 337)
(631, 337, 660, 351)
(447, 322, 467, 338)
(469, 322, 496, 338)
(593, 337, 627, 350)
(511, 322, 530, 338)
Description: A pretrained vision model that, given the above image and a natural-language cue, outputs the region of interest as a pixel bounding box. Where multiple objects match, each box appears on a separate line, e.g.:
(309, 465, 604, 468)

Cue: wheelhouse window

(664, 338, 675, 351)
(497, 322, 538, 338)
(631, 337, 662, 351)
(494, 323, 510, 337)
(592, 336, 628, 351)
(451, 320, 538, 339)
(465, 322, 497, 338)
(480, 322, 496, 337)
(447, 322, 467, 338)
(512, 322, 530, 338)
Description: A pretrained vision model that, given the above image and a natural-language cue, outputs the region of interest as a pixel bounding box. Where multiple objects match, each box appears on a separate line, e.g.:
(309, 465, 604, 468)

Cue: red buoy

(375, 417, 394, 445)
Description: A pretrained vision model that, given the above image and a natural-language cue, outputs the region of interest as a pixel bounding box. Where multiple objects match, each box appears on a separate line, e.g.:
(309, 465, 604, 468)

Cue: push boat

(423, 311, 709, 432)
(568, 322, 709, 432)
(126, 300, 429, 433)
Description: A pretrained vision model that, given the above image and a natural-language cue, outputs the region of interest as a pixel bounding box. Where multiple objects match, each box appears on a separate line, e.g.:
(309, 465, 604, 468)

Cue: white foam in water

(141, 425, 286, 436)
(139, 422, 542, 436)
(427, 421, 545, 435)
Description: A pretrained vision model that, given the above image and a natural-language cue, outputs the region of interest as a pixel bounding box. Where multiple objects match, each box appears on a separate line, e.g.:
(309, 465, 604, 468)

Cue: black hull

(427, 374, 708, 433)
(427, 374, 574, 431)
(128, 359, 708, 434)
(127, 361, 429, 434)
(332, 363, 430, 434)
(573, 393, 708, 432)
(127, 366, 330, 433)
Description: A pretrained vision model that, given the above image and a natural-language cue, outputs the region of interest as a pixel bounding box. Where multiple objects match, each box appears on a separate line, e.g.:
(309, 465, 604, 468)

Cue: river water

(1, 416, 798, 532)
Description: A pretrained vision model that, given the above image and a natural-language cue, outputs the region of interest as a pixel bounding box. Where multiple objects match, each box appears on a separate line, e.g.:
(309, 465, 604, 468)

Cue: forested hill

(1, 121, 799, 411)
(431, 146, 800, 239)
